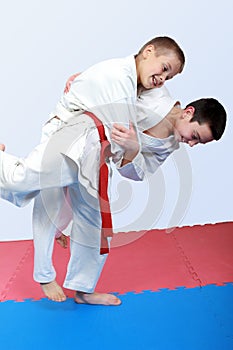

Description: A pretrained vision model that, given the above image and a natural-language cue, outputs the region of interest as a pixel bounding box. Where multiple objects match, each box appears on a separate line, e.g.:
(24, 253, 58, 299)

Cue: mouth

(152, 75, 157, 87)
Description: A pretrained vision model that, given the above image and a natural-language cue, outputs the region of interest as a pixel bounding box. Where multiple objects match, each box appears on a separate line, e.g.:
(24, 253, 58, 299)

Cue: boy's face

(174, 107, 214, 147)
(137, 45, 181, 89)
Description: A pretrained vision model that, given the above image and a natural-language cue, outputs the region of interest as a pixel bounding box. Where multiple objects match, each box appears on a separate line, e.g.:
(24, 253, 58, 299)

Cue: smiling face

(174, 107, 214, 147)
(137, 45, 182, 89)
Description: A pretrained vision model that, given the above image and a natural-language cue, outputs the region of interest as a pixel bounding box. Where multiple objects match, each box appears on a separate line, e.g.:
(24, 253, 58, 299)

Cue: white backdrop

(0, 0, 232, 240)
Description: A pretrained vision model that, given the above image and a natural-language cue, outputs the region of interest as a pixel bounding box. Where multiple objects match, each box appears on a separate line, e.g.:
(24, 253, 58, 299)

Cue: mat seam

(169, 232, 203, 287)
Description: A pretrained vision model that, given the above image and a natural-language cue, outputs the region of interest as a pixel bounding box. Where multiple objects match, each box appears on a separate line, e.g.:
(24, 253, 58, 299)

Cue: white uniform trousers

(0, 116, 110, 292)
(64, 183, 109, 292)
(33, 183, 109, 293)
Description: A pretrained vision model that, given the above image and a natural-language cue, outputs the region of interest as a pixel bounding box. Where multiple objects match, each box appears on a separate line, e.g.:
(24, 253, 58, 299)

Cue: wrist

(121, 150, 139, 166)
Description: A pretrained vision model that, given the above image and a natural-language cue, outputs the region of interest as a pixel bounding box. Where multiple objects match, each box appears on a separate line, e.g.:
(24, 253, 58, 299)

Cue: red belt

(83, 111, 113, 254)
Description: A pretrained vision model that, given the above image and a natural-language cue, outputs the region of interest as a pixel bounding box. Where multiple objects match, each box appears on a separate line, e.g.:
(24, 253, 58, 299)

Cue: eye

(163, 65, 168, 72)
(192, 132, 200, 142)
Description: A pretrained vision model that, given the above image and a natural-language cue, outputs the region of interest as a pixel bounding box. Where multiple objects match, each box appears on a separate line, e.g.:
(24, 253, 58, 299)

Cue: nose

(158, 74, 166, 87)
(188, 140, 198, 147)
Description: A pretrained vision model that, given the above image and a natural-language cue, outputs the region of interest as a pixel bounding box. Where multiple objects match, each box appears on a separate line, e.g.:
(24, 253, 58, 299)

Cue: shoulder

(82, 55, 136, 79)
(80, 55, 137, 95)
(139, 85, 171, 102)
(136, 87, 177, 130)
(138, 86, 176, 113)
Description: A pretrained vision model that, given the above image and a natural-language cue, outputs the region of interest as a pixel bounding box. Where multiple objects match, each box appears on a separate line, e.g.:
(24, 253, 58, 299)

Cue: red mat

(0, 222, 232, 301)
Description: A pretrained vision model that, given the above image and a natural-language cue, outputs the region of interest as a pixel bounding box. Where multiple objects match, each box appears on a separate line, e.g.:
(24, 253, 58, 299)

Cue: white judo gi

(0, 55, 179, 292)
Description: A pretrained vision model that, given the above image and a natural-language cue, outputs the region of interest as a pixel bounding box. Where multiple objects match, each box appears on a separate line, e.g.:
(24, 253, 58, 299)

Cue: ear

(142, 44, 155, 59)
(184, 106, 195, 119)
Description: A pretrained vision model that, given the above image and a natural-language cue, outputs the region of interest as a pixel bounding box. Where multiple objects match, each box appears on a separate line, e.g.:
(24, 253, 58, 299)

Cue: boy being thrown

(0, 36, 185, 304)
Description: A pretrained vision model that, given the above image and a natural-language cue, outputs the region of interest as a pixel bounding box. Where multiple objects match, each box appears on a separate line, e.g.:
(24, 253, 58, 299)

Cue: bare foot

(56, 232, 68, 248)
(40, 280, 66, 302)
(0, 144, 5, 151)
(74, 291, 121, 306)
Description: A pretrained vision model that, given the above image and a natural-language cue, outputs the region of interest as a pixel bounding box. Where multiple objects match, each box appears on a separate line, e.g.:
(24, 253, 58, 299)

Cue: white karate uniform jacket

(0, 55, 179, 292)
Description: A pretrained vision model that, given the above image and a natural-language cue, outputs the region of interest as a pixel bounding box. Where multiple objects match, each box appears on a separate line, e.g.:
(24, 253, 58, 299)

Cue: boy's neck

(165, 106, 182, 132)
(145, 106, 181, 139)
(137, 84, 145, 96)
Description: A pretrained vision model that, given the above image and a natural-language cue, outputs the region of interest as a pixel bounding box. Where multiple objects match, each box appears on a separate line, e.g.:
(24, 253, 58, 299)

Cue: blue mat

(0, 284, 233, 350)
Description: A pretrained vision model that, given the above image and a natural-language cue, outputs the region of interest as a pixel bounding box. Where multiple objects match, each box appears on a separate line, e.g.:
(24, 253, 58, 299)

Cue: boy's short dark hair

(138, 36, 185, 73)
(187, 98, 227, 140)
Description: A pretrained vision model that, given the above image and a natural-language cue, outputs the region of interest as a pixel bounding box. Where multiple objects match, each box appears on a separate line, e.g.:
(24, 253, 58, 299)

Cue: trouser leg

(0, 121, 80, 195)
(33, 187, 71, 282)
(64, 240, 108, 293)
(54, 188, 73, 238)
(63, 184, 109, 292)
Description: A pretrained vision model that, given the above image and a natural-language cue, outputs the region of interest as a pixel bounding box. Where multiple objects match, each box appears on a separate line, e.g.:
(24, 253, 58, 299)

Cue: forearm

(114, 152, 145, 181)
(115, 151, 163, 181)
